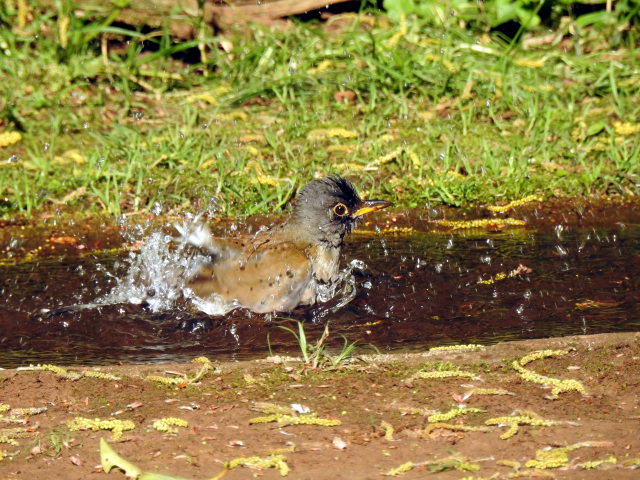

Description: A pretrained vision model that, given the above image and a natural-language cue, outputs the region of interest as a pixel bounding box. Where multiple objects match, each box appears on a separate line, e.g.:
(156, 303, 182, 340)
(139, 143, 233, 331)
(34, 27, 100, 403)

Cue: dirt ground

(1, 331, 639, 480)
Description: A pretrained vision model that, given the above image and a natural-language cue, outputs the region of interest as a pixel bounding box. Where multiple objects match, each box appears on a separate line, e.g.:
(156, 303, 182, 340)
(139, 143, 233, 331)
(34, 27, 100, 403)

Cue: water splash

(98, 219, 363, 316)
(98, 230, 200, 312)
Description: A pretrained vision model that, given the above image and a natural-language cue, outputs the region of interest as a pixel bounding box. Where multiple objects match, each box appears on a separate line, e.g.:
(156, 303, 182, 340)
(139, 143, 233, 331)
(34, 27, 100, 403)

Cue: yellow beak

(353, 199, 392, 218)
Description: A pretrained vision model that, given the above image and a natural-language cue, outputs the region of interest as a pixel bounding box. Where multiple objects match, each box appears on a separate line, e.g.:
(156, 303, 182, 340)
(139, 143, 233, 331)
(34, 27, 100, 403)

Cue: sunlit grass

(0, 5, 638, 218)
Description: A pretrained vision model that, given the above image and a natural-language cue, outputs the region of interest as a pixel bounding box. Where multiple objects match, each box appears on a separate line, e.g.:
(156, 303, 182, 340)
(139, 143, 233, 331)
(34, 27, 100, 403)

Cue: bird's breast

(306, 245, 341, 283)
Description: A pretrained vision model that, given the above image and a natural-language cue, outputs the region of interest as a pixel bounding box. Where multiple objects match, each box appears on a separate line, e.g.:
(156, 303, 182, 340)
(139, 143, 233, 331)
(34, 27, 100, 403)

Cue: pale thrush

(181, 176, 391, 314)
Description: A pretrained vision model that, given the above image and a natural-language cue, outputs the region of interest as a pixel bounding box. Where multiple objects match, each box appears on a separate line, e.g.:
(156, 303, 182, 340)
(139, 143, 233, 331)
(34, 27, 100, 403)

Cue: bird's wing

(176, 221, 252, 259)
(186, 241, 316, 313)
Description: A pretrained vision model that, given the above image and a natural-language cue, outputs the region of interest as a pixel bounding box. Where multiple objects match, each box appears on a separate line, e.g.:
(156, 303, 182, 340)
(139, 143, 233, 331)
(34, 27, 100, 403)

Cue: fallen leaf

(49, 236, 78, 245)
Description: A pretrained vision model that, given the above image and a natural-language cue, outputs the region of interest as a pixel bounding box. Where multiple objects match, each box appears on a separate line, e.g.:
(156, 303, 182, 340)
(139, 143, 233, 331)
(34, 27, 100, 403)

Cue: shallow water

(1, 203, 639, 367)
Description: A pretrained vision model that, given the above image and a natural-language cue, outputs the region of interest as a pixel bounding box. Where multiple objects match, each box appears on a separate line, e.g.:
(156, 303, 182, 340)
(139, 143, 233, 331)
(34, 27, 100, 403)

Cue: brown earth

(1, 332, 639, 480)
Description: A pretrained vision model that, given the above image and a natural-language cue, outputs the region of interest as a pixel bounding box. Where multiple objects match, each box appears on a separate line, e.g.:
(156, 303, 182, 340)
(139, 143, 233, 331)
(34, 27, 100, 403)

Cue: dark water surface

(1, 202, 639, 367)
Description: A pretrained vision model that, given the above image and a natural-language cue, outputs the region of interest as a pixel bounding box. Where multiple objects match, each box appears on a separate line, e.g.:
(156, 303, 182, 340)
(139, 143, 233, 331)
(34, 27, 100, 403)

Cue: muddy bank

(1, 331, 639, 479)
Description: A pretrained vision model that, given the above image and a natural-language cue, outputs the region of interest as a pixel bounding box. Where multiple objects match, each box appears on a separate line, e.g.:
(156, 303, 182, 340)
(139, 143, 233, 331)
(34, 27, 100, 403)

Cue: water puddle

(1, 200, 639, 367)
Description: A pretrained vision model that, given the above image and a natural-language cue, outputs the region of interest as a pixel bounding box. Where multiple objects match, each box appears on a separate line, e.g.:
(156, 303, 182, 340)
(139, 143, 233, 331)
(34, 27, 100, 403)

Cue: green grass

(0, 3, 639, 218)
(269, 319, 362, 369)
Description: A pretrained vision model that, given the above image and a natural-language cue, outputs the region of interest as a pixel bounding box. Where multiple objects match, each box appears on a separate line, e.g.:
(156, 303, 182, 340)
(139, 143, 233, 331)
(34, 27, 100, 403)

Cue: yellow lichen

(251, 402, 293, 415)
(306, 128, 358, 140)
(0, 405, 9, 413)
(526, 446, 571, 469)
(428, 407, 484, 423)
(243, 373, 258, 384)
(468, 388, 514, 396)
(52, 149, 85, 166)
(409, 369, 476, 381)
(265, 445, 296, 455)
(146, 356, 215, 387)
(512, 349, 586, 398)
(307, 59, 332, 74)
(486, 195, 542, 213)
(622, 458, 640, 468)
(8, 407, 47, 417)
(379, 226, 417, 234)
(367, 146, 403, 168)
(514, 58, 545, 69)
(23, 364, 82, 380)
(384, 461, 414, 476)
(385, 14, 407, 49)
(327, 145, 355, 153)
(225, 454, 289, 476)
(423, 53, 457, 73)
(381, 420, 394, 440)
(434, 218, 526, 230)
(0, 131, 22, 148)
(613, 121, 640, 136)
(399, 406, 430, 416)
(249, 413, 340, 427)
(519, 349, 567, 366)
(152, 417, 188, 433)
(145, 375, 185, 386)
(429, 344, 484, 352)
(477, 272, 507, 285)
(0, 427, 32, 446)
(82, 371, 121, 381)
(507, 470, 556, 478)
(497, 459, 521, 469)
(67, 417, 135, 440)
(485, 412, 556, 439)
(477, 264, 531, 285)
(237, 161, 284, 187)
(216, 111, 248, 121)
(185, 92, 218, 105)
(238, 134, 266, 144)
(525, 441, 612, 469)
(577, 455, 617, 469)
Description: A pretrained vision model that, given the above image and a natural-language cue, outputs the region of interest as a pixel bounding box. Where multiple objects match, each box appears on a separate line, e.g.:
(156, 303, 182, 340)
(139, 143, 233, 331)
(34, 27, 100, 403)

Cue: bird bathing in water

(43, 176, 391, 317)
(178, 176, 391, 314)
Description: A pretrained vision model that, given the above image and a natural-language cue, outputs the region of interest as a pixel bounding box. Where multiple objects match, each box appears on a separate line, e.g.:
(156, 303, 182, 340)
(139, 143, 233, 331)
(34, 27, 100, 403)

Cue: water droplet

(555, 245, 568, 256)
(554, 224, 564, 239)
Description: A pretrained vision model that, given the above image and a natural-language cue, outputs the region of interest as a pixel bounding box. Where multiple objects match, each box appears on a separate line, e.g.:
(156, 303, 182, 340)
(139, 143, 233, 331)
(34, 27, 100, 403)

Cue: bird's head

(289, 176, 391, 247)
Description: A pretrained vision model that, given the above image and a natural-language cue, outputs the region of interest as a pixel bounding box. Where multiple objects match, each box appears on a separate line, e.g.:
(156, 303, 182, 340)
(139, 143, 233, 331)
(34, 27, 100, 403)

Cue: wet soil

(1, 332, 639, 479)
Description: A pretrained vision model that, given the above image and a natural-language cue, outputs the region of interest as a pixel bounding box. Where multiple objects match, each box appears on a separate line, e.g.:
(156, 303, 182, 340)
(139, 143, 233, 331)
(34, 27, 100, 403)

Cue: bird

(179, 176, 391, 314)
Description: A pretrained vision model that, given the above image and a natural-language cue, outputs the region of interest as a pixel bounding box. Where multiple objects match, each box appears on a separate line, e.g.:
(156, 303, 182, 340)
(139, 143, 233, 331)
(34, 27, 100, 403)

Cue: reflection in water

(1, 212, 639, 367)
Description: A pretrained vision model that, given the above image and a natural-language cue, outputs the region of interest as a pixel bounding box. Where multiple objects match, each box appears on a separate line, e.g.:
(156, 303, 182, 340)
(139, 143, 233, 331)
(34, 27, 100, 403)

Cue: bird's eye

(332, 203, 348, 217)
